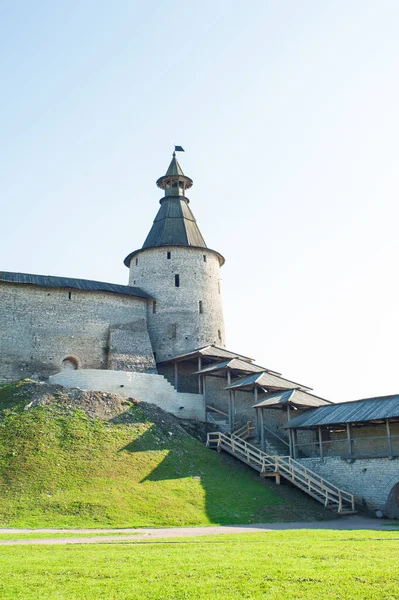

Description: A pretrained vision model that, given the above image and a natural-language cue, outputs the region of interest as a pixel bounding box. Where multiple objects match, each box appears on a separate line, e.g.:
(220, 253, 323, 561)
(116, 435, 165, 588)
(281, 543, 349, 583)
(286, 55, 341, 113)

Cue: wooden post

(227, 370, 233, 432)
(228, 394, 232, 432)
(288, 428, 293, 458)
(318, 426, 323, 459)
(292, 429, 297, 459)
(231, 390, 236, 430)
(386, 419, 393, 456)
(346, 423, 352, 458)
(203, 376, 207, 423)
(260, 409, 265, 451)
(254, 386, 259, 439)
(198, 356, 202, 394)
(174, 362, 178, 392)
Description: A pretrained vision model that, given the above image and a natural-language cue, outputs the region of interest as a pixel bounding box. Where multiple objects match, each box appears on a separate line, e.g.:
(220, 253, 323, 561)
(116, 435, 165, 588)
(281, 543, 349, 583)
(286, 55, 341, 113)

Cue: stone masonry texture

(0, 282, 155, 382)
(298, 455, 399, 515)
(128, 246, 225, 361)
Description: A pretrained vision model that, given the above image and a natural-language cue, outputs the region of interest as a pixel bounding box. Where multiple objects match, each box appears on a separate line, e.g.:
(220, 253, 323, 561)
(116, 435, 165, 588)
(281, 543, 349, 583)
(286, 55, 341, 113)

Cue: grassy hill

(0, 380, 333, 528)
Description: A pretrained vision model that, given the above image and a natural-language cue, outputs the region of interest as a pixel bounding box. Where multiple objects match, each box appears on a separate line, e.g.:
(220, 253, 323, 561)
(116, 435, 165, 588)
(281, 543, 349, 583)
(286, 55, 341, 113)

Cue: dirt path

(0, 516, 397, 546)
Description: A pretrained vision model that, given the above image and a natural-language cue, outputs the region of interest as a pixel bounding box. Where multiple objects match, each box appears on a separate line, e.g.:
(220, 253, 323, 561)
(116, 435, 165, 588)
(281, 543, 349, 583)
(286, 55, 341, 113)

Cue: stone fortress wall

(0, 282, 156, 383)
(128, 246, 225, 362)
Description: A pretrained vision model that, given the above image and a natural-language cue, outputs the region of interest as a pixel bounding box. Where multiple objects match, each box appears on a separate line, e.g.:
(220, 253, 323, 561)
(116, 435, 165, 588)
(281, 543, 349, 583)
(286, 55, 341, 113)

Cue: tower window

(199, 301, 203, 314)
(175, 274, 180, 287)
(167, 251, 171, 259)
(203, 255, 207, 262)
(218, 281, 221, 294)
(135, 257, 138, 266)
(171, 324, 177, 338)
(152, 301, 157, 314)
(218, 329, 222, 341)
(68, 292, 72, 300)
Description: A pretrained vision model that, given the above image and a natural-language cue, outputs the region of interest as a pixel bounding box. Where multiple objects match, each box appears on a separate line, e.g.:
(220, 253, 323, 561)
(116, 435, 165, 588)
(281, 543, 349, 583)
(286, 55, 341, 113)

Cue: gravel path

(0, 516, 397, 545)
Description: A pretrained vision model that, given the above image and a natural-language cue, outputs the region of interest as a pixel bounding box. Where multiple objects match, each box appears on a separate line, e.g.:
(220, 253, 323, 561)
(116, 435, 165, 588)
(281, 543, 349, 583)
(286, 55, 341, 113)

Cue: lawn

(0, 380, 331, 527)
(0, 530, 398, 599)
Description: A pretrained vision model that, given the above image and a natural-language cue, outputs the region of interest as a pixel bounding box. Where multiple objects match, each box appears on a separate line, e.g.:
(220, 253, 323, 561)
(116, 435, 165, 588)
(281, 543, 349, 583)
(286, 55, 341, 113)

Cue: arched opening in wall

(61, 357, 79, 371)
(386, 482, 399, 518)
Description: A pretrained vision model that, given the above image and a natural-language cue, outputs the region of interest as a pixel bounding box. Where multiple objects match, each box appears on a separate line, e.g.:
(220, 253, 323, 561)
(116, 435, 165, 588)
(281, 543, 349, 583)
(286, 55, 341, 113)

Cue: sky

(1, 1, 399, 402)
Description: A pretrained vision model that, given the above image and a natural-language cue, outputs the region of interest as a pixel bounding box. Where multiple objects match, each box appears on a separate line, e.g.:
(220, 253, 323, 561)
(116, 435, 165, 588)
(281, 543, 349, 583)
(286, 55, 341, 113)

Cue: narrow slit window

(68, 292, 72, 300)
(203, 255, 207, 262)
(171, 324, 177, 338)
(135, 257, 138, 266)
(218, 329, 222, 341)
(175, 274, 180, 287)
(152, 301, 157, 314)
(199, 301, 203, 314)
(167, 251, 171, 259)
(218, 281, 221, 294)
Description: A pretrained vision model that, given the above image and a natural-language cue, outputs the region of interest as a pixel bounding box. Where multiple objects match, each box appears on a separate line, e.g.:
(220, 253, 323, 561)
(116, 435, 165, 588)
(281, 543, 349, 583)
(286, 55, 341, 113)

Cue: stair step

(207, 430, 356, 515)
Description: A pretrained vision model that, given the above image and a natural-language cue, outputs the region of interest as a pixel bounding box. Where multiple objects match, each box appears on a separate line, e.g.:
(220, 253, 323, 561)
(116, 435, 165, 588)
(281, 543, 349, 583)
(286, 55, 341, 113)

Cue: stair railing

(262, 425, 290, 449)
(207, 430, 355, 513)
(232, 421, 255, 440)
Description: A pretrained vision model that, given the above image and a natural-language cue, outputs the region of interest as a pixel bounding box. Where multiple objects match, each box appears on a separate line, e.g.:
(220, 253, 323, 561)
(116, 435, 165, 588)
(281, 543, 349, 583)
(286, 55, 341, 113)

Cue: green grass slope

(0, 380, 332, 528)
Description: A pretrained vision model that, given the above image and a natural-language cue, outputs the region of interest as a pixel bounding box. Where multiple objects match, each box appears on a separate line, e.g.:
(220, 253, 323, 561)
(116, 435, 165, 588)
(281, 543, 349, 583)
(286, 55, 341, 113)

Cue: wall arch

(385, 482, 399, 518)
(61, 356, 79, 371)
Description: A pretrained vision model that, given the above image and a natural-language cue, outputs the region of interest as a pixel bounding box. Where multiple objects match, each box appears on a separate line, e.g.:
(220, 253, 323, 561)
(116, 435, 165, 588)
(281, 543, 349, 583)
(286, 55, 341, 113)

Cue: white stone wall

(128, 246, 225, 361)
(297, 455, 399, 515)
(0, 282, 155, 382)
(49, 369, 205, 421)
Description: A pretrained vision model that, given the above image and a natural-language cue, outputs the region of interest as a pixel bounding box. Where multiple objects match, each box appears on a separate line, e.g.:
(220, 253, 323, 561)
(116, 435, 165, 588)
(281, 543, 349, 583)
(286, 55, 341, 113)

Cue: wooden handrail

(207, 430, 355, 513)
(206, 405, 229, 417)
(232, 421, 254, 440)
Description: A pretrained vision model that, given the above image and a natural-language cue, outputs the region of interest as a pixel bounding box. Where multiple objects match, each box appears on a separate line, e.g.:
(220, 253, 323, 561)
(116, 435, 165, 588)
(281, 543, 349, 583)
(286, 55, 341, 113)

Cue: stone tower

(124, 151, 226, 362)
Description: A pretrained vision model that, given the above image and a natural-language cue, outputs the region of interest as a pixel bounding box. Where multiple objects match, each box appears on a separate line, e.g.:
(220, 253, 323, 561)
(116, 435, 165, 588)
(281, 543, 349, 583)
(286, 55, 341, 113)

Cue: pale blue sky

(1, 1, 399, 402)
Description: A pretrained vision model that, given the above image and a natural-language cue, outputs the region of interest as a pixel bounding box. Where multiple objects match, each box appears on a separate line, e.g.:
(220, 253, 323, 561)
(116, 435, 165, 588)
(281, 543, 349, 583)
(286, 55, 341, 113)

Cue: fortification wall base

(297, 456, 399, 516)
(49, 369, 205, 422)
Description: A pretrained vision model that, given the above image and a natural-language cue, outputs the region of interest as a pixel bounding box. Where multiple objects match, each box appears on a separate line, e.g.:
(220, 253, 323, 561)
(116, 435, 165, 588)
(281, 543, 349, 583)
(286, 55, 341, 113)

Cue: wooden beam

(255, 407, 259, 440)
(228, 393, 233, 432)
(386, 419, 393, 456)
(292, 429, 297, 459)
(346, 423, 352, 458)
(174, 362, 178, 392)
(203, 375, 207, 422)
(198, 356, 202, 394)
(260, 408, 265, 451)
(318, 426, 323, 459)
(288, 428, 293, 458)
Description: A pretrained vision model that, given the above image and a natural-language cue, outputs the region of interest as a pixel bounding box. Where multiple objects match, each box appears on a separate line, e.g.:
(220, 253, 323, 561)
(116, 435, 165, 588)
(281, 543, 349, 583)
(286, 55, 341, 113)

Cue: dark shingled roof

(253, 389, 331, 409)
(143, 197, 206, 249)
(157, 345, 257, 365)
(124, 153, 225, 267)
(225, 371, 312, 392)
(0, 271, 152, 299)
(285, 394, 399, 429)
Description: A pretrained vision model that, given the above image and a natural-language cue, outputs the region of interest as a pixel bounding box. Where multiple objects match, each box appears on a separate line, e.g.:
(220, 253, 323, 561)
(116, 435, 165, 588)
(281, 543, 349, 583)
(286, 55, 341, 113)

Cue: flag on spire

(174, 145, 184, 152)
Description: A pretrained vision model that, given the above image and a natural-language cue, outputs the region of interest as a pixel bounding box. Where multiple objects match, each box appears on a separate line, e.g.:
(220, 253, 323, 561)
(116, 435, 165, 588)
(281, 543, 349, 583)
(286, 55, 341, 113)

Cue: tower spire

(156, 150, 193, 198)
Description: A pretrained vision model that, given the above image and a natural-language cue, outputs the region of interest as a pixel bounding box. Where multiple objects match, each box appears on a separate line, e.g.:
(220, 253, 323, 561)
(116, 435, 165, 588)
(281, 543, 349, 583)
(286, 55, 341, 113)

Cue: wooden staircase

(207, 430, 356, 515)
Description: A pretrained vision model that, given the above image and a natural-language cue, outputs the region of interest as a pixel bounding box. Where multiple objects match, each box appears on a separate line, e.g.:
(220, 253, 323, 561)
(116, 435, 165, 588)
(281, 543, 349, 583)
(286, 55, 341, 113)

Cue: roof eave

(124, 245, 225, 267)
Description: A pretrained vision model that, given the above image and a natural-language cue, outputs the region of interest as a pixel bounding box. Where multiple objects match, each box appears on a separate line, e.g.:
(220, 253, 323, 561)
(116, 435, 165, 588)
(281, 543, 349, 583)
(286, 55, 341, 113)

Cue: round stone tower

(124, 150, 226, 362)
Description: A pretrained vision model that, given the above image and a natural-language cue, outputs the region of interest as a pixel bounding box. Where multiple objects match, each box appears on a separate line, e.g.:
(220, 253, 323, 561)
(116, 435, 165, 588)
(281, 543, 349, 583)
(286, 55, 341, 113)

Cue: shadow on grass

(117, 424, 303, 525)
